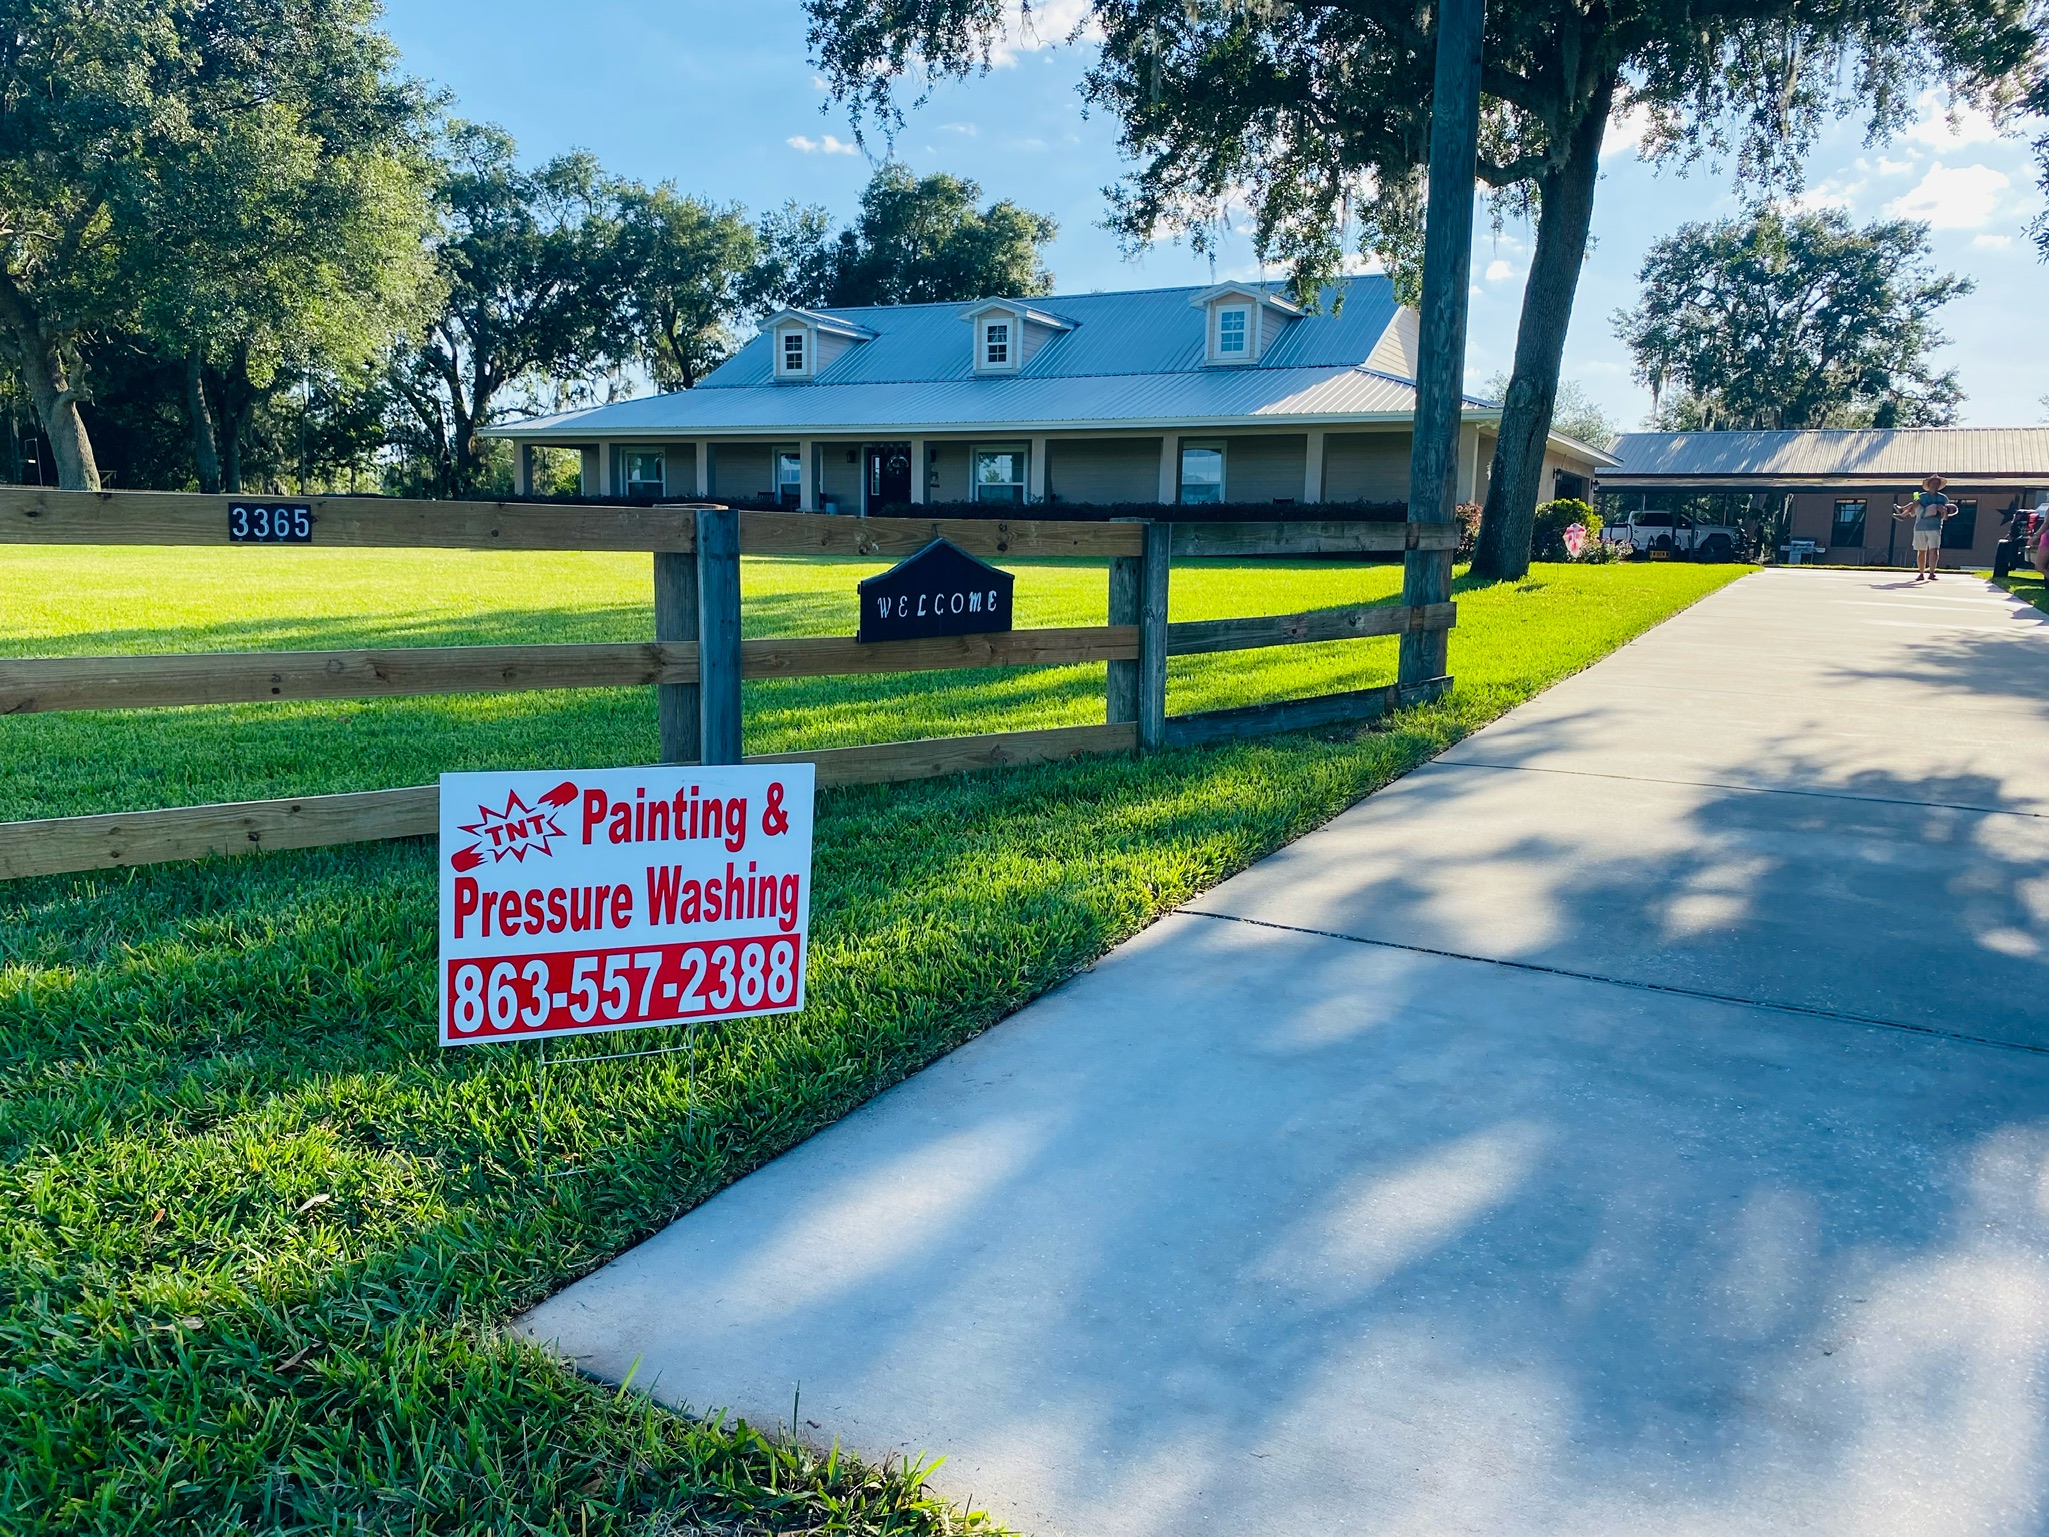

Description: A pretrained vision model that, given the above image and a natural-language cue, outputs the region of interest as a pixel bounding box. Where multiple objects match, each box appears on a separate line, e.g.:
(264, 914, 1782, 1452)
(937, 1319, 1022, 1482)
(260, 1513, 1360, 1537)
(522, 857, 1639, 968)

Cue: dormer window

(781, 330, 807, 375)
(1191, 282, 1299, 365)
(960, 299, 1073, 373)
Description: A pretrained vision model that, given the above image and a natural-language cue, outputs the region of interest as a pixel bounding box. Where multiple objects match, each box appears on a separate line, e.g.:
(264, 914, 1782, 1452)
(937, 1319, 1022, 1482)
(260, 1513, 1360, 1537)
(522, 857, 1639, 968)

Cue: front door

(865, 443, 913, 514)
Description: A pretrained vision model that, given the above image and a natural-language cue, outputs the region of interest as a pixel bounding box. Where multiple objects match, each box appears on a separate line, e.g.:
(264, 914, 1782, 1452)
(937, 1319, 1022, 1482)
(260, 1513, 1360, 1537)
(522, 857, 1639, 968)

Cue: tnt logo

(450, 782, 577, 872)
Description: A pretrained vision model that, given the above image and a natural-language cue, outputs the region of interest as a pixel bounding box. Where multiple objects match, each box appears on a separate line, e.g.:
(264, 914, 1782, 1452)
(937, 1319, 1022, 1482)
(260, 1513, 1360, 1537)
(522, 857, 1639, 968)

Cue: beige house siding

(1047, 438, 1161, 504)
(1324, 431, 1410, 503)
(926, 441, 972, 502)
(1222, 434, 1308, 503)
(709, 443, 772, 503)
(661, 444, 697, 498)
(818, 441, 862, 511)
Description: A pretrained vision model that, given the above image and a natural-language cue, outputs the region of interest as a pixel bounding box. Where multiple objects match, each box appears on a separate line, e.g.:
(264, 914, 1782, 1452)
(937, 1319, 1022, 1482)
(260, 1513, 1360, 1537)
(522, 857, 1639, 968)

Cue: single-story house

(1599, 428, 2049, 567)
(488, 276, 1613, 514)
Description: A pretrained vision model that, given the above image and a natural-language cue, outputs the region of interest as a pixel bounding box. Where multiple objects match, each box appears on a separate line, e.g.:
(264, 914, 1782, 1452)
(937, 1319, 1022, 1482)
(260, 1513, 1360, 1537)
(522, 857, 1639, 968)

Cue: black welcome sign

(858, 538, 1015, 643)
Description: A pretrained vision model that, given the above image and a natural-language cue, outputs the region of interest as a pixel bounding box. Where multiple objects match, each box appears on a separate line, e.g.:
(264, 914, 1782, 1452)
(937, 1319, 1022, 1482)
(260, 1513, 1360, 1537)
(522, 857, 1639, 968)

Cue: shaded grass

(1995, 564, 2047, 614)
(0, 552, 1747, 1533)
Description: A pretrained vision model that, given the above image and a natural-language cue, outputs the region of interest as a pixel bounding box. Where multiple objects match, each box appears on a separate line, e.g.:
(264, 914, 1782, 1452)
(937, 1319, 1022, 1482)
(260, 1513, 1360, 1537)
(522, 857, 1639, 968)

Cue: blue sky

(380, 0, 2048, 429)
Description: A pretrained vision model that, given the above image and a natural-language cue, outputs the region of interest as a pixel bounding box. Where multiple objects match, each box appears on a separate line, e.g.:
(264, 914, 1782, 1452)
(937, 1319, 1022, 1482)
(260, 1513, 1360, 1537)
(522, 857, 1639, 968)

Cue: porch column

(1457, 422, 1482, 504)
(1028, 434, 1048, 504)
(1158, 434, 1179, 504)
(693, 440, 710, 498)
(1303, 429, 1326, 506)
(798, 438, 817, 512)
(910, 437, 927, 505)
(515, 443, 534, 497)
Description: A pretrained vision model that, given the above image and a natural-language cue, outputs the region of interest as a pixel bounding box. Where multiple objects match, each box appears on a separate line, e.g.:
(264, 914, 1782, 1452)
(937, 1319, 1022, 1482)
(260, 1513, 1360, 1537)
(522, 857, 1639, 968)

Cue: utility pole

(1400, 0, 1485, 691)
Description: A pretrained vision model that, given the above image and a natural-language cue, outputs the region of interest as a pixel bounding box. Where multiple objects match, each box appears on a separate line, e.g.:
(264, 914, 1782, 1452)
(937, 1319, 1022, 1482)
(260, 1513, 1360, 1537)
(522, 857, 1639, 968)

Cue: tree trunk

(0, 274, 99, 490)
(1470, 69, 1617, 581)
(185, 354, 224, 494)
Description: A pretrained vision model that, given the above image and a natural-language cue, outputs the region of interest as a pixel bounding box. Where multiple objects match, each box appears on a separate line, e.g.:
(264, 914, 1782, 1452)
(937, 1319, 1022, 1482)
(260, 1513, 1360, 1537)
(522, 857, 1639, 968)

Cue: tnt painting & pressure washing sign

(436, 764, 815, 1047)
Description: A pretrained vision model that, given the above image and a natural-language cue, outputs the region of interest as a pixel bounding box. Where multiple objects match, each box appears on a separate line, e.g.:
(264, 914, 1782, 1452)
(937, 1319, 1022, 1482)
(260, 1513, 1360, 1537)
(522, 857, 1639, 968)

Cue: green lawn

(0, 550, 1746, 1535)
(1995, 563, 2047, 614)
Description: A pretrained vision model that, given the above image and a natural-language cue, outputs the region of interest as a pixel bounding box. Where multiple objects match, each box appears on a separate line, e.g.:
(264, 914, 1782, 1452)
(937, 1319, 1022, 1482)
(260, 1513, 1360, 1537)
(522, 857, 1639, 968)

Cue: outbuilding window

(973, 446, 1027, 504)
(1180, 443, 1225, 504)
(1831, 499, 1867, 547)
(781, 331, 806, 374)
(1943, 498, 1978, 549)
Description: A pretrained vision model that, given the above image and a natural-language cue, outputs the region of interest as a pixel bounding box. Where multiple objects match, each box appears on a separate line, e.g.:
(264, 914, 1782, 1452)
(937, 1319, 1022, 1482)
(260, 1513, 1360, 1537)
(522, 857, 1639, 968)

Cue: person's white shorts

(1912, 529, 1942, 552)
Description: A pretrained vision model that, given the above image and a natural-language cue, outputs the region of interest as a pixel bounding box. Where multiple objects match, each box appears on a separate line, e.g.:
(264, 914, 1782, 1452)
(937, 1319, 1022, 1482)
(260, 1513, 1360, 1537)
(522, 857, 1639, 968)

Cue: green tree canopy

(388, 123, 628, 497)
(615, 186, 757, 391)
(1484, 373, 1618, 451)
(803, 0, 2039, 576)
(1614, 207, 1970, 431)
(748, 163, 1056, 309)
(0, 0, 434, 489)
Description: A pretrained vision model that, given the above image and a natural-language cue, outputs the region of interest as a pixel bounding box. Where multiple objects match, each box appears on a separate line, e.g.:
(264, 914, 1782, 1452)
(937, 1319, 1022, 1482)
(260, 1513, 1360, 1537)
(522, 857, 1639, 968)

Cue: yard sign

(437, 764, 815, 1047)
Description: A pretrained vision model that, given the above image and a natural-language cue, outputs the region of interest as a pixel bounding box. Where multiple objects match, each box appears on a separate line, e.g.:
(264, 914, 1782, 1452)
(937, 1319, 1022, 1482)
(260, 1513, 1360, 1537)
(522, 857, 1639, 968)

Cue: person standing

(1892, 475, 1955, 582)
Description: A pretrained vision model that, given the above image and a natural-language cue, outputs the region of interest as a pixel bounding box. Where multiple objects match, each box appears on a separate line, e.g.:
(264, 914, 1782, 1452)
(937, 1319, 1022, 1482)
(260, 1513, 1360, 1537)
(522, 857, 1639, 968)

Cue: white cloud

(988, 0, 1093, 64)
(810, 74, 829, 92)
(1876, 156, 1916, 178)
(938, 122, 979, 136)
(787, 134, 859, 156)
(1602, 101, 1654, 159)
(1888, 161, 2010, 229)
(1974, 233, 2014, 249)
(1484, 259, 1514, 282)
(1905, 92, 2002, 149)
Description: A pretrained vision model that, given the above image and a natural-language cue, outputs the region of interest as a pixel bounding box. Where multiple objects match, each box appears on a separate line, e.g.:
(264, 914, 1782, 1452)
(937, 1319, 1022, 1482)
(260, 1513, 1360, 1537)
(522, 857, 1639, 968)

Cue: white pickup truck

(1602, 509, 1740, 561)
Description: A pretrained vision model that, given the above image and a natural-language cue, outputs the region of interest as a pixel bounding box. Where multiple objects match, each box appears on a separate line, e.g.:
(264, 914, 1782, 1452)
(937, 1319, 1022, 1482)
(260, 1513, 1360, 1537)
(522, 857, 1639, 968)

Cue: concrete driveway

(520, 569, 2049, 1536)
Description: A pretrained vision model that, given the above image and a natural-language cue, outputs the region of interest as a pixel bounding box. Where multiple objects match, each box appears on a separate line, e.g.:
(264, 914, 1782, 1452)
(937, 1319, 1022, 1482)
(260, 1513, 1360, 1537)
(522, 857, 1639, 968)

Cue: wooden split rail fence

(0, 490, 1455, 880)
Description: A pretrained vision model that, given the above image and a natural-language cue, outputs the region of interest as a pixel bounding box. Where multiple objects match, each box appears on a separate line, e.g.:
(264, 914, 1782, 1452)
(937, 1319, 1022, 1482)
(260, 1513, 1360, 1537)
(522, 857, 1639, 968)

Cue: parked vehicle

(1993, 505, 2045, 578)
(1600, 509, 1741, 561)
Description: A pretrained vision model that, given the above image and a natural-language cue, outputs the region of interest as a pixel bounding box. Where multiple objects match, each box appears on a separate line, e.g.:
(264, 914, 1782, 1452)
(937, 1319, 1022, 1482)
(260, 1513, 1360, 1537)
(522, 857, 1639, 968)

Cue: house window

(984, 321, 1010, 367)
(1217, 307, 1248, 357)
(775, 450, 803, 508)
(622, 450, 665, 499)
(1180, 443, 1225, 505)
(781, 330, 806, 374)
(973, 446, 1027, 504)
(1942, 498, 1978, 550)
(1831, 499, 1867, 547)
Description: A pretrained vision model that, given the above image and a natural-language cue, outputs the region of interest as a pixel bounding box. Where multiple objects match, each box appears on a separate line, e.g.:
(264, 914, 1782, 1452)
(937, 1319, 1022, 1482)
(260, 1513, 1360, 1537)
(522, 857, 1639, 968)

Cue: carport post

(1399, 0, 1484, 692)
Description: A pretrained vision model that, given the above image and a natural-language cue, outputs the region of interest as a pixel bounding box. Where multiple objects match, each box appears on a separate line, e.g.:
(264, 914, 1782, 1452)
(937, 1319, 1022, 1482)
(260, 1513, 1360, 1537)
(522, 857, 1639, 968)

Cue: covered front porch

(513, 425, 1511, 513)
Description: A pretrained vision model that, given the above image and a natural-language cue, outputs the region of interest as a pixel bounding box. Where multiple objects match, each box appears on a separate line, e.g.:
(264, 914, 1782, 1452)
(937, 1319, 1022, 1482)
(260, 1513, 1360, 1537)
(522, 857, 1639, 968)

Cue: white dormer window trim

(983, 318, 1012, 369)
(1216, 305, 1251, 360)
(779, 326, 810, 379)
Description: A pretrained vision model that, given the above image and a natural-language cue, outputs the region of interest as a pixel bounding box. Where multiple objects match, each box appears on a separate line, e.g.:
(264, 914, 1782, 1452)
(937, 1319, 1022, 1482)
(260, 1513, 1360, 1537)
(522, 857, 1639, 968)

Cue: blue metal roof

(701, 275, 1400, 389)
(488, 276, 1569, 442)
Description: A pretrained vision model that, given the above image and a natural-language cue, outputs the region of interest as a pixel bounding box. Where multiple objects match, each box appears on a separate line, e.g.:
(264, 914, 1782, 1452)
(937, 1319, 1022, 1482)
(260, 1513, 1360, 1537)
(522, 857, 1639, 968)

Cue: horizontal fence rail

(0, 489, 1144, 559)
(0, 724, 1139, 881)
(0, 490, 1461, 880)
(0, 605, 1454, 715)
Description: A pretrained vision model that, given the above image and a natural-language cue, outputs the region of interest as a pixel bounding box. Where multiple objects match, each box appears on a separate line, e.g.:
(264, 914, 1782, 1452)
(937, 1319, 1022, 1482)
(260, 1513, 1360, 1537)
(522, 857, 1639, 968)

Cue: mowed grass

(1996, 563, 2047, 614)
(0, 550, 1746, 1535)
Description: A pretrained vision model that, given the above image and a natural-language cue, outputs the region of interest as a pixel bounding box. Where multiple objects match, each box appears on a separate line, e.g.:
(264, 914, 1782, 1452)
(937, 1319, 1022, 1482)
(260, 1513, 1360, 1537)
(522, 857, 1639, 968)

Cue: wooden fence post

(696, 507, 743, 764)
(1106, 519, 1142, 725)
(1399, 0, 1484, 693)
(1138, 520, 1170, 752)
(654, 551, 699, 763)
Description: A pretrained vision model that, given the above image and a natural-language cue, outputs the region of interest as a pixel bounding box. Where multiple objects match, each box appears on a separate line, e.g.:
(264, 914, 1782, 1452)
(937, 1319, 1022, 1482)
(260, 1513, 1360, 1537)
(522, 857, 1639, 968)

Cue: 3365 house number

(228, 503, 312, 543)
